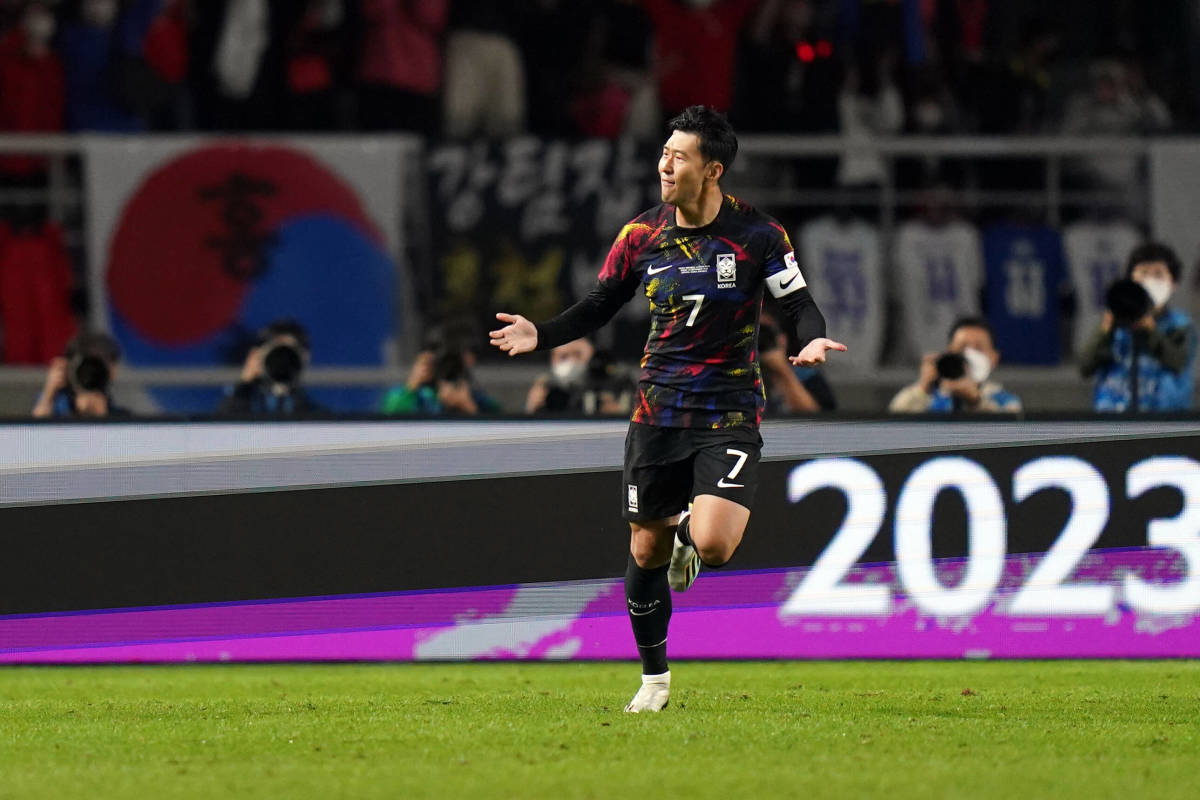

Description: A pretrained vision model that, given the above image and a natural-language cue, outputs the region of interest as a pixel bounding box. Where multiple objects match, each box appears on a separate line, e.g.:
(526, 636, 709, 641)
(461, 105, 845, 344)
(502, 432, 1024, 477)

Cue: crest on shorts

(716, 253, 736, 286)
(627, 484, 639, 512)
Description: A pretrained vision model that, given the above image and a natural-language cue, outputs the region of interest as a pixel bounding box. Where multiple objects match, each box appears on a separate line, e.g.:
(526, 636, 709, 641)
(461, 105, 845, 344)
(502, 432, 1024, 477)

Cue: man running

(490, 106, 845, 711)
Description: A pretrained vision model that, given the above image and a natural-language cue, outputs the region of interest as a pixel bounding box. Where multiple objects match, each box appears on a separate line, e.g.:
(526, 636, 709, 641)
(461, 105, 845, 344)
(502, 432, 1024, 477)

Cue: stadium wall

(2, 419, 1198, 661)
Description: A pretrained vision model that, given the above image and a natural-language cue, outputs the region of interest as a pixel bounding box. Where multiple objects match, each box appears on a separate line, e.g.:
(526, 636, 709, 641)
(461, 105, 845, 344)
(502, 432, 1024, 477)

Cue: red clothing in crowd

(359, 0, 448, 94)
(0, 222, 77, 364)
(641, 0, 757, 115)
(143, 0, 189, 84)
(0, 30, 65, 174)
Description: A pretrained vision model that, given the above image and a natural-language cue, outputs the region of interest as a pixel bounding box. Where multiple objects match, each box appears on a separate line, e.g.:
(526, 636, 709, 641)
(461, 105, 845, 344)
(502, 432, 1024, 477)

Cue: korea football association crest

(716, 253, 736, 288)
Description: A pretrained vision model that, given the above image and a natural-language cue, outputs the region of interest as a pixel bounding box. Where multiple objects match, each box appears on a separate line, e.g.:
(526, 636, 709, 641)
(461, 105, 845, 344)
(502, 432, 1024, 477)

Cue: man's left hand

(790, 338, 848, 367)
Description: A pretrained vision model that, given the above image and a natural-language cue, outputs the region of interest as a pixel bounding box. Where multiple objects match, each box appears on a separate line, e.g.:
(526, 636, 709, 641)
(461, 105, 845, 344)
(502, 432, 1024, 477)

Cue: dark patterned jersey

(598, 195, 807, 429)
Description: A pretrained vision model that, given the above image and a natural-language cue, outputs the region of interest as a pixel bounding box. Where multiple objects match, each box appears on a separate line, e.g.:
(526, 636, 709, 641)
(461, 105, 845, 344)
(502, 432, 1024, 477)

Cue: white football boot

(667, 509, 700, 592)
(623, 671, 670, 713)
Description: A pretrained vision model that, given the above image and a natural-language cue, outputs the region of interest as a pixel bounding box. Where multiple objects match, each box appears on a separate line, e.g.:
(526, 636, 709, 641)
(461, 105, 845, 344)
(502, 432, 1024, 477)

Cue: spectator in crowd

(759, 310, 834, 413)
(0, 212, 77, 364)
(59, 0, 162, 132)
(382, 336, 500, 415)
(641, 0, 759, 119)
(139, 0, 191, 129)
(283, 0, 352, 131)
(442, 0, 525, 137)
(1080, 242, 1196, 412)
(32, 331, 127, 418)
(1061, 59, 1171, 191)
(732, 0, 839, 134)
(568, 0, 658, 139)
(519, 0, 592, 138)
(191, 0, 303, 131)
(356, 0, 446, 134)
(0, 0, 64, 177)
(971, 17, 1059, 134)
(218, 318, 322, 415)
(835, 47, 904, 188)
(525, 337, 634, 415)
(889, 316, 1021, 413)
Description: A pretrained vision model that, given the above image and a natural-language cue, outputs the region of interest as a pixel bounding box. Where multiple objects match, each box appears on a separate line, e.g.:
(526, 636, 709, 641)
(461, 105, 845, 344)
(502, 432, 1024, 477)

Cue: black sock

(625, 554, 670, 675)
(676, 514, 693, 547)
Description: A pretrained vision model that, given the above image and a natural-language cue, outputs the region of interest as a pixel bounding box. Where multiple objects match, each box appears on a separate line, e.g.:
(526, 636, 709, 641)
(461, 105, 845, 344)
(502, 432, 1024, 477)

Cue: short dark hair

(64, 331, 121, 363)
(667, 105, 738, 171)
(1126, 242, 1182, 282)
(259, 318, 310, 351)
(948, 316, 995, 347)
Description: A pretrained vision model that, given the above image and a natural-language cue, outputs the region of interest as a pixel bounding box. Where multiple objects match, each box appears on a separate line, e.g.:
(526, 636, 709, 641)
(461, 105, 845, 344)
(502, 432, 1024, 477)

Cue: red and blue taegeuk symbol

(105, 144, 397, 411)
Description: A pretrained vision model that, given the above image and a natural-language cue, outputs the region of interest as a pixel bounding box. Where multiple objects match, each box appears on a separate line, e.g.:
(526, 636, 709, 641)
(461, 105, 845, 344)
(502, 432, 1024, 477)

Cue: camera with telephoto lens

(934, 351, 967, 382)
(433, 349, 468, 384)
(261, 340, 306, 387)
(69, 353, 110, 393)
(1105, 278, 1153, 329)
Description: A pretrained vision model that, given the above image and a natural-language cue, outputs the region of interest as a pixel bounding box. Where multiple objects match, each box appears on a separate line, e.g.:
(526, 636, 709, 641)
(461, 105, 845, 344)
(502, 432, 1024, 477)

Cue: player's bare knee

(696, 540, 736, 567)
(629, 524, 672, 568)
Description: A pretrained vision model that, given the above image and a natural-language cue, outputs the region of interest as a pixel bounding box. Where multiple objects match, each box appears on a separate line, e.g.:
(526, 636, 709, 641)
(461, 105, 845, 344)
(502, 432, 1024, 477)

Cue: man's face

(551, 339, 593, 369)
(659, 131, 712, 207)
(949, 325, 999, 369)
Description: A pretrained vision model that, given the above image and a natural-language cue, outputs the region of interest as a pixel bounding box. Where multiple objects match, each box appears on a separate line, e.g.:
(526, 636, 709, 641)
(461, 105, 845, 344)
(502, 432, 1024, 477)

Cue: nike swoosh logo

(629, 608, 657, 616)
(717, 478, 745, 489)
(646, 264, 672, 275)
(779, 273, 799, 290)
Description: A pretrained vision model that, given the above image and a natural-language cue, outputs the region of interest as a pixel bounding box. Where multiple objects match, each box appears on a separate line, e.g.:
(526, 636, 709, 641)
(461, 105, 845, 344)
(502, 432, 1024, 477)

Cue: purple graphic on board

(2, 547, 1196, 662)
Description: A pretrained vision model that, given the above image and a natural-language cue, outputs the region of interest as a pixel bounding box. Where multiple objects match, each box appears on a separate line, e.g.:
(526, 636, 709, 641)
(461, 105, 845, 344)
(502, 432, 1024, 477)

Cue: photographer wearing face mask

(219, 319, 321, 416)
(525, 338, 634, 416)
(1081, 243, 1196, 412)
(33, 332, 128, 419)
(889, 317, 1022, 414)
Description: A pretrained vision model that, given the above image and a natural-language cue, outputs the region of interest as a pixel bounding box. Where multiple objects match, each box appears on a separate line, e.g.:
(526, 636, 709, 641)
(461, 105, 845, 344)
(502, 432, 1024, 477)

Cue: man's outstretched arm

(776, 286, 847, 366)
(490, 279, 635, 356)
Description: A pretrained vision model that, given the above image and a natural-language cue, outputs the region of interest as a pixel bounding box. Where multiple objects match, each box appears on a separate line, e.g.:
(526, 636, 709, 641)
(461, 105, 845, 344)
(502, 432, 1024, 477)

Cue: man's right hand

(489, 313, 538, 356)
(407, 350, 436, 389)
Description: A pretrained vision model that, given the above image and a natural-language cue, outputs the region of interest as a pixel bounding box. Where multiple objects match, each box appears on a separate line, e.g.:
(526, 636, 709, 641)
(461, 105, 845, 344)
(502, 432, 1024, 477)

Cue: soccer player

(490, 106, 844, 712)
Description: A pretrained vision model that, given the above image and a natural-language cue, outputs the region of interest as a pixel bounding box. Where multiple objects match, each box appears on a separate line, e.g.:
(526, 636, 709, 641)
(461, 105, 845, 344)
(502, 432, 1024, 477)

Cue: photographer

(889, 317, 1022, 414)
(382, 337, 500, 416)
(1081, 243, 1196, 412)
(219, 319, 321, 416)
(525, 338, 634, 416)
(33, 332, 128, 418)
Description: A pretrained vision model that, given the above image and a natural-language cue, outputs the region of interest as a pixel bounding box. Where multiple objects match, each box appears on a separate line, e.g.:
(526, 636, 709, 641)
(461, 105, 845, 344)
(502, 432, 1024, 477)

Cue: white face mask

(962, 347, 993, 384)
(551, 359, 586, 386)
(1136, 277, 1173, 309)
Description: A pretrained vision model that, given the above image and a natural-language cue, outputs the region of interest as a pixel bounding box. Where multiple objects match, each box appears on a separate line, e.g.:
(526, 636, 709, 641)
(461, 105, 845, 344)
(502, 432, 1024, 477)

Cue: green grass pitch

(1, 661, 1196, 799)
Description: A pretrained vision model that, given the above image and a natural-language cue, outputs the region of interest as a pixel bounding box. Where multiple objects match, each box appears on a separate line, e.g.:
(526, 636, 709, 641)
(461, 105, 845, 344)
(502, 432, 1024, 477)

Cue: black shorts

(622, 422, 763, 521)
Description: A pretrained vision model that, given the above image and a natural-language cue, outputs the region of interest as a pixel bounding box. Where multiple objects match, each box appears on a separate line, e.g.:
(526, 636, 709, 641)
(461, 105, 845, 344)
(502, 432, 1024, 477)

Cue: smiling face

(659, 130, 717, 208)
